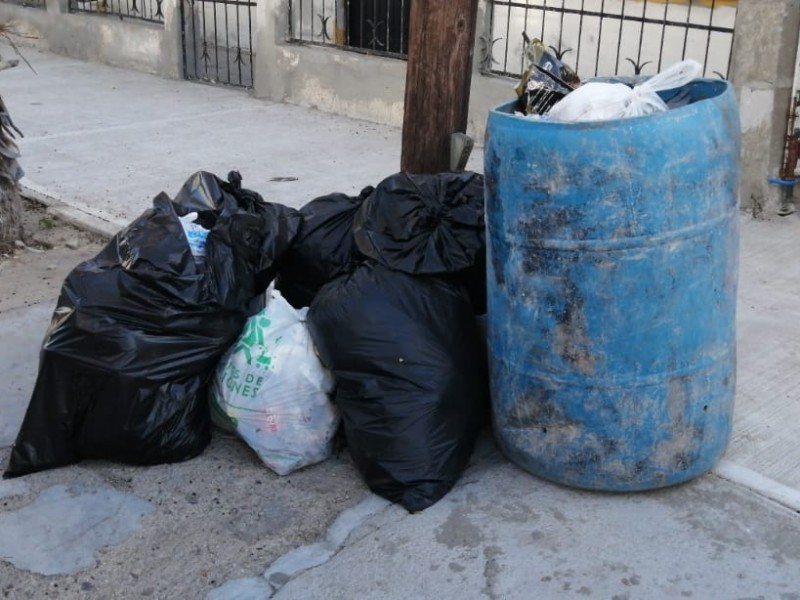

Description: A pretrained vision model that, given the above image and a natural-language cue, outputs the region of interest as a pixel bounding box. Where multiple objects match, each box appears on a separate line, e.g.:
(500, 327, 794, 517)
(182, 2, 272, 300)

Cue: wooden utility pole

(400, 0, 479, 174)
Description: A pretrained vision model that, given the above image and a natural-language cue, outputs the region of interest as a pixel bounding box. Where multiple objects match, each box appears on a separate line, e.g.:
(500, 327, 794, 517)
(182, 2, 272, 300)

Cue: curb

(20, 180, 122, 240)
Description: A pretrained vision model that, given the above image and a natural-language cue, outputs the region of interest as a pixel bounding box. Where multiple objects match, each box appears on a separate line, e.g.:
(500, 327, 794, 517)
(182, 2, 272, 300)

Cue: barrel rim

(490, 78, 733, 129)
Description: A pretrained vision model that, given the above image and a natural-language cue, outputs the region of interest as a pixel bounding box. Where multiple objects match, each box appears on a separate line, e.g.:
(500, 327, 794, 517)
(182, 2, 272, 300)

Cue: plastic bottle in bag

(179, 212, 209, 265)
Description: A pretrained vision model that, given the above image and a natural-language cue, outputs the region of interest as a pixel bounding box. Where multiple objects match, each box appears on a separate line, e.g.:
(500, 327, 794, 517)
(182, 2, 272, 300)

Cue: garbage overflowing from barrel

(490, 42, 740, 491)
(514, 36, 702, 122)
(3, 170, 488, 513)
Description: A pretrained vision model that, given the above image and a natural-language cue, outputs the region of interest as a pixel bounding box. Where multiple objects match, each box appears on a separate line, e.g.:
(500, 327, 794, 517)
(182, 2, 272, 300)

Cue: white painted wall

(0, 0, 181, 78)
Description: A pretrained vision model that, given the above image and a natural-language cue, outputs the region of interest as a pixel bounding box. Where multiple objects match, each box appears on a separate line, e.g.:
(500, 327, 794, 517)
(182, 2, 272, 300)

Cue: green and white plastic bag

(210, 289, 338, 475)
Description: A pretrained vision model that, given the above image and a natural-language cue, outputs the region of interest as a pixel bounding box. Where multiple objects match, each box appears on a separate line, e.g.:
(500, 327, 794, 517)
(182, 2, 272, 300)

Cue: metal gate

(181, 0, 255, 88)
(484, 0, 737, 79)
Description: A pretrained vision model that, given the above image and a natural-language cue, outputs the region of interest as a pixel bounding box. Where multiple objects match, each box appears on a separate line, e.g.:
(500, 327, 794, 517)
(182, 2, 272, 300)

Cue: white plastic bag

(210, 289, 338, 475)
(546, 60, 702, 122)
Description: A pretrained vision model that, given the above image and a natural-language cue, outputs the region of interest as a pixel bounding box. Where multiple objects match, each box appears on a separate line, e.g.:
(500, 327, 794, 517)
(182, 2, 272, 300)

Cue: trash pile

(3, 172, 299, 476)
(3, 170, 488, 514)
(515, 37, 703, 122)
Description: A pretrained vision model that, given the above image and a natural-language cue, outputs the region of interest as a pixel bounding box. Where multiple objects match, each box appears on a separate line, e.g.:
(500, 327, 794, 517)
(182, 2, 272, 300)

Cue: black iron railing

(287, 0, 410, 59)
(69, 0, 164, 23)
(181, 0, 255, 88)
(483, 0, 737, 79)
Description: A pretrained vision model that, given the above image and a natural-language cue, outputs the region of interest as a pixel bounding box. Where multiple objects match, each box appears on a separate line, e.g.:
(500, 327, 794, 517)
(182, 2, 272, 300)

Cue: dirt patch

(0, 198, 369, 599)
(0, 197, 108, 313)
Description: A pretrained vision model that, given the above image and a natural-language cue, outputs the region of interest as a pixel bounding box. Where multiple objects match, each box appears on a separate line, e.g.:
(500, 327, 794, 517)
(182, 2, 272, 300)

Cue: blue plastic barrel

(485, 80, 740, 491)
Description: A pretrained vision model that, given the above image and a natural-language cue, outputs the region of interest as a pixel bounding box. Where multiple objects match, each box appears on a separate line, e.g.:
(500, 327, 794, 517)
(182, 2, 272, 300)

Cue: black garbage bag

(307, 262, 488, 512)
(174, 170, 302, 295)
(352, 171, 487, 314)
(276, 185, 374, 308)
(4, 171, 300, 478)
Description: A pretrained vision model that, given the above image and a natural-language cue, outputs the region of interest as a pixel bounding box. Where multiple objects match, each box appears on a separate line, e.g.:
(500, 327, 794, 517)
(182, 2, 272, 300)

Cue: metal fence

(69, 0, 164, 23)
(1, 0, 46, 9)
(287, 0, 410, 59)
(181, 0, 255, 88)
(483, 0, 737, 79)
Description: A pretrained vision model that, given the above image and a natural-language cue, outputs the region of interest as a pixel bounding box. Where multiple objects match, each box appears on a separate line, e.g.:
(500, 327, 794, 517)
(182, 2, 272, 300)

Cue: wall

(1, 0, 799, 215)
(0, 0, 181, 78)
(731, 0, 800, 216)
(253, 0, 511, 142)
(254, 1, 404, 127)
(255, 0, 800, 215)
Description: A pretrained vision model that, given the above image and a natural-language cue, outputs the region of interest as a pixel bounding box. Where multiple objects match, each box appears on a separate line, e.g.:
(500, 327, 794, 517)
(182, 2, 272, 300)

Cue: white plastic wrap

(546, 60, 703, 122)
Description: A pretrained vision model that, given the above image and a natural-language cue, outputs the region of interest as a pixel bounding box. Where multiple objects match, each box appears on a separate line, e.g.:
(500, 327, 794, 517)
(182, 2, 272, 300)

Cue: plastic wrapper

(4, 171, 301, 478)
(210, 289, 338, 476)
(307, 262, 489, 513)
(515, 37, 579, 116)
(516, 65, 575, 116)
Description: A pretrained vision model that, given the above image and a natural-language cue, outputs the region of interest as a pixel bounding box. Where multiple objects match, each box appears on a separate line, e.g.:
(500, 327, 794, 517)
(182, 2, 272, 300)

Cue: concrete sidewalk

(1, 48, 800, 599)
(2, 48, 485, 232)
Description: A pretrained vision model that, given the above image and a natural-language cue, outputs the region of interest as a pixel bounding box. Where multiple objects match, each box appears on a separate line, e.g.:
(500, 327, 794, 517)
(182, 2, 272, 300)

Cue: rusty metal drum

(484, 80, 740, 491)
